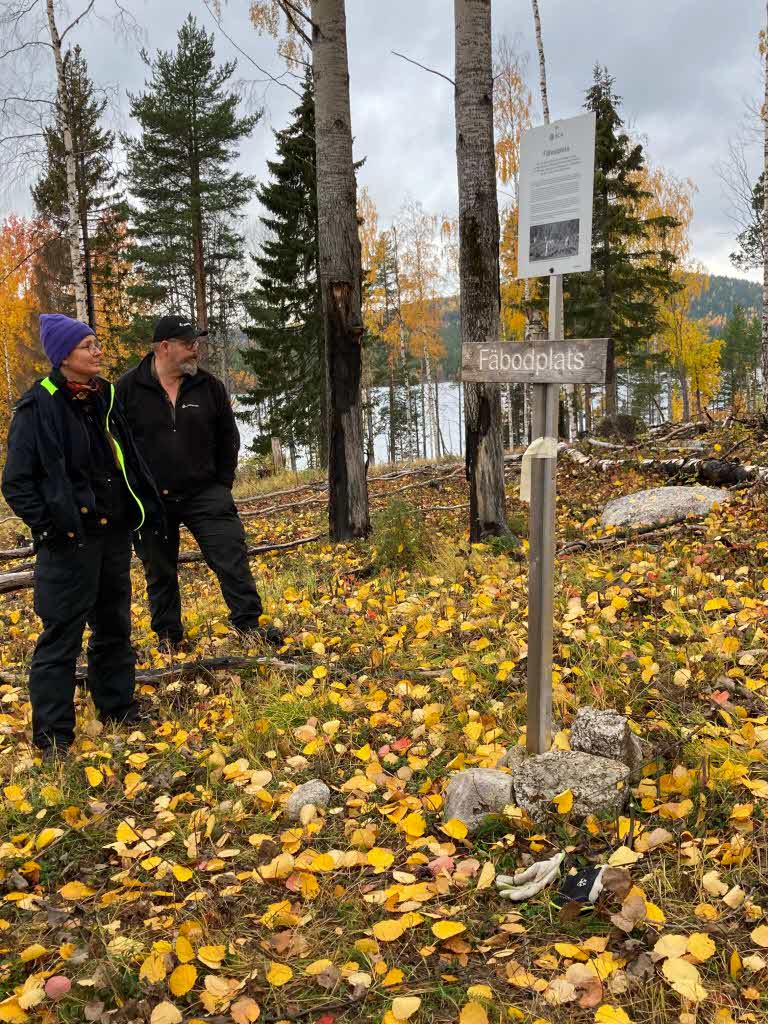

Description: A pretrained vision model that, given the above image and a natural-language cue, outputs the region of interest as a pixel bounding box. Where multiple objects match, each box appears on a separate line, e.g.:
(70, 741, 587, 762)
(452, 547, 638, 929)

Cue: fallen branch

(0, 654, 315, 687)
(0, 534, 324, 595)
(559, 517, 706, 555)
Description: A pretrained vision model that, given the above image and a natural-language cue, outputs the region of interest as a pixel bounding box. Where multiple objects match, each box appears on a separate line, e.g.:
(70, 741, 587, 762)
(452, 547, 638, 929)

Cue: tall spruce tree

(566, 66, 680, 415)
(32, 45, 118, 329)
(241, 73, 327, 463)
(123, 16, 259, 361)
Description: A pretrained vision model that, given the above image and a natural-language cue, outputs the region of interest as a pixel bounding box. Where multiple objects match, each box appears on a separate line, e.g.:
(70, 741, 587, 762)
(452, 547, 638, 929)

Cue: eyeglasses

(168, 337, 199, 350)
(76, 340, 102, 355)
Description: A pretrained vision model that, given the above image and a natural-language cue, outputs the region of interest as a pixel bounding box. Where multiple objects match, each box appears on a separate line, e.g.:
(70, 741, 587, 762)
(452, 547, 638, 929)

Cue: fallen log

(0, 533, 324, 595)
(560, 445, 766, 487)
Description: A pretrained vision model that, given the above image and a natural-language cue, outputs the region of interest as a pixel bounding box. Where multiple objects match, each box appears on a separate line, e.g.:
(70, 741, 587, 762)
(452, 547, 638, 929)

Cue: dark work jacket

(116, 354, 240, 500)
(1, 369, 165, 550)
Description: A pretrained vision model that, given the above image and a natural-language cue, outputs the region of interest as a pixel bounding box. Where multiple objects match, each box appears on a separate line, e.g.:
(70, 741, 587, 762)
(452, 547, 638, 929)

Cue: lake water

(236, 381, 466, 468)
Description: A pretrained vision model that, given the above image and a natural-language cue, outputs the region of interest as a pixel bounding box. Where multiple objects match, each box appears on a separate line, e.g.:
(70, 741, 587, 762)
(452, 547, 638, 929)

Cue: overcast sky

(6, 0, 767, 280)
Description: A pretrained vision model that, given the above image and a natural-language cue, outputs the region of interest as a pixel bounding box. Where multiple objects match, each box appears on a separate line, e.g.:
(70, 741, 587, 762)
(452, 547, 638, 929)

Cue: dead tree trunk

(312, 0, 369, 539)
(455, 0, 508, 540)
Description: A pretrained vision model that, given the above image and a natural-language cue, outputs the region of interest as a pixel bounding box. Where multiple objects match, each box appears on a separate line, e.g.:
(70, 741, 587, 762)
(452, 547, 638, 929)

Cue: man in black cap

(116, 315, 280, 649)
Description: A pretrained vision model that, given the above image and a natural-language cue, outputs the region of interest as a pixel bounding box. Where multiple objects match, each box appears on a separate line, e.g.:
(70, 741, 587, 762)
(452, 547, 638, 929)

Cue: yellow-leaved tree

(636, 163, 720, 420)
(0, 217, 44, 455)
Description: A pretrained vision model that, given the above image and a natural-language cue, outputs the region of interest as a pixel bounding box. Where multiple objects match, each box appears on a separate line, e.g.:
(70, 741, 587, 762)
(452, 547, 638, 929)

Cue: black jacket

(1, 370, 165, 550)
(116, 354, 239, 500)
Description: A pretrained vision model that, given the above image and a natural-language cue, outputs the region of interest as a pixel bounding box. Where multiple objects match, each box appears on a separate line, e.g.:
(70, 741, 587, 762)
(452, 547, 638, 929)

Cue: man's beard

(180, 359, 198, 375)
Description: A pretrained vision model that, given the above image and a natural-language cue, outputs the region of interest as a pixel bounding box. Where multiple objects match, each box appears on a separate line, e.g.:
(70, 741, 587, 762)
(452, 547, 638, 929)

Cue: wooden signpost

(461, 318, 608, 754)
(461, 98, 605, 757)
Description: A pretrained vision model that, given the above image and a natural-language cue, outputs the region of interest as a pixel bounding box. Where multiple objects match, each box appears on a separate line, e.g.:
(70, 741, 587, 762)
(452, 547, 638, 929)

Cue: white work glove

(495, 851, 565, 901)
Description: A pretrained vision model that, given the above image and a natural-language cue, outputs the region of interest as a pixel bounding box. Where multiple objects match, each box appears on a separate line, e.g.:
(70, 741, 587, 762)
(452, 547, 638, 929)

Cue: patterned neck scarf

(65, 378, 101, 401)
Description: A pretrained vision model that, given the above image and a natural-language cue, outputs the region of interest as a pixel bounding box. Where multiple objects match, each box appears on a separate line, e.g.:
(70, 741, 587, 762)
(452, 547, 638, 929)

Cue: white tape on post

(519, 436, 558, 504)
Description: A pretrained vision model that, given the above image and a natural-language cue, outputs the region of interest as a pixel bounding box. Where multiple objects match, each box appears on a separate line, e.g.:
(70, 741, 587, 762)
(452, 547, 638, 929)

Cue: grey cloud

(5, 0, 766, 280)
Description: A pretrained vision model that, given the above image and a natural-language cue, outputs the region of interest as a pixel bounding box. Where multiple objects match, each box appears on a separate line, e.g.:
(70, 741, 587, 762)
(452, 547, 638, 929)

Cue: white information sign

(517, 112, 596, 279)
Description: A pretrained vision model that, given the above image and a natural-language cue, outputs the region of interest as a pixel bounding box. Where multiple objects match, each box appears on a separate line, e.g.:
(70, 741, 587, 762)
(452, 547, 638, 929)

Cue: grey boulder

(285, 778, 331, 821)
(570, 707, 645, 782)
(513, 750, 630, 823)
(601, 485, 729, 529)
(443, 768, 514, 833)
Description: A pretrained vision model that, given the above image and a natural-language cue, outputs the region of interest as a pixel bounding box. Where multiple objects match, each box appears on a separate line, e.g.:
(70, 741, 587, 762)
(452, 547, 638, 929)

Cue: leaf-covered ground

(1, 427, 767, 1024)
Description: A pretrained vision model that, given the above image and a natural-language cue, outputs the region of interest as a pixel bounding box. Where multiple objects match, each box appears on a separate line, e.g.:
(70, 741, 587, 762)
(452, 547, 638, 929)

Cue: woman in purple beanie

(1, 314, 165, 762)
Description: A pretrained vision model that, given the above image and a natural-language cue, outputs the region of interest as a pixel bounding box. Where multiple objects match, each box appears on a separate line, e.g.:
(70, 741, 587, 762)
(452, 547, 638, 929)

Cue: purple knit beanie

(40, 314, 95, 367)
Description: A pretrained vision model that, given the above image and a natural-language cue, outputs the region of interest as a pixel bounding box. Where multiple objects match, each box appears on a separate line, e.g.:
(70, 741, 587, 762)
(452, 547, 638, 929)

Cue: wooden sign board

(462, 339, 609, 385)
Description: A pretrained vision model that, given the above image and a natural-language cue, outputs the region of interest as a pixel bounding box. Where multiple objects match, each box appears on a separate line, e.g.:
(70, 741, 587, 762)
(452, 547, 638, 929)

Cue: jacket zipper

(105, 383, 146, 533)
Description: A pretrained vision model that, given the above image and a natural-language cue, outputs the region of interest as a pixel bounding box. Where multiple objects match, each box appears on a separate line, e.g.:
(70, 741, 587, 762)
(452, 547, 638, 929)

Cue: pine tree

(566, 66, 680, 415)
(240, 73, 326, 463)
(123, 16, 260, 360)
(32, 45, 118, 329)
(719, 305, 761, 414)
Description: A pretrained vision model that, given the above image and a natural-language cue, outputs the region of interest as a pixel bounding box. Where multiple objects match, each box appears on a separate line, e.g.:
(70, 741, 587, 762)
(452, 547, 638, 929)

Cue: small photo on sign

(529, 218, 580, 263)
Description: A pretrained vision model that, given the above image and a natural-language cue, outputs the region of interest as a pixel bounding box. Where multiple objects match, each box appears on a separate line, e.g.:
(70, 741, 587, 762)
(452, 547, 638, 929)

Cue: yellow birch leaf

(171, 865, 193, 882)
(85, 766, 103, 787)
(653, 934, 688, 961)
(35, 827, 63, 850)
(169, 964, 196, 996)
(305, 960, 334, 976)
(467, 985, 493, 1000)
(197, 945, 225, 967)
(116, 821, 140, 843)
(477, 861, 495, 889)
(687, 932, 716, 962)
(383, 968, 404, 987)
(555, 942, 589, 961)
(231, 996, 261, 1024)
(662, 958, 707, 1002)
(751, 924, 768, 947)
(266, 962, 293, 987)
(367, 847, 395, 872)
(442, 818, 468, 840)
(372, 919, 405, 942)
(594, 1008, 633, 1024)
(175, 936, 194, 963)
(400, 811, 426, 837)
(432, 920, 466, 940)
(391, 996, 421, 1021)
(149, 1003, 182, 1024)
(59, 881, 95, 900)
(553, 789, 574, 814)
(139, 951, 167, 984)
(18, 944, 46, 962)
(459, 1002, 489, 1024)
(0, 1000, 28, 1023)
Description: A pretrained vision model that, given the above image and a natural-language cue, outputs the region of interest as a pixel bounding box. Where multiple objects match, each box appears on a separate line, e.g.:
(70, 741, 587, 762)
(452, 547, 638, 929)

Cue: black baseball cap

(153, 315, 209, 343)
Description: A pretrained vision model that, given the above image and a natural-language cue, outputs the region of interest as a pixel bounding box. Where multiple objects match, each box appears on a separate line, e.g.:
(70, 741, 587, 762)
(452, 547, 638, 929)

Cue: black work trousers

(136, 483, 263, 642)
(30, 530, 137, 750)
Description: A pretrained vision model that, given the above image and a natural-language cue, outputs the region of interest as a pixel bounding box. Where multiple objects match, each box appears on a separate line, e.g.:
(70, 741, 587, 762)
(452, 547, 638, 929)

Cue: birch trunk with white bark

(311, 0, 369, 539)
(531, 0, 578, 440)
(531, 0, 550, 124)
(46, 0, 87, 323)
(455, 0, 507, 540)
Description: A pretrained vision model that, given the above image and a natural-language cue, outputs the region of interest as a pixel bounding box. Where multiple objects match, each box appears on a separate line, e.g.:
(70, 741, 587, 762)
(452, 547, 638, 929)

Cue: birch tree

(249, 0, 369, 539)
(454, 0, 507, 540)
(529, 0, 578, 438)
(0, 1, 101, 321)
(45, 0, 88, 321)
